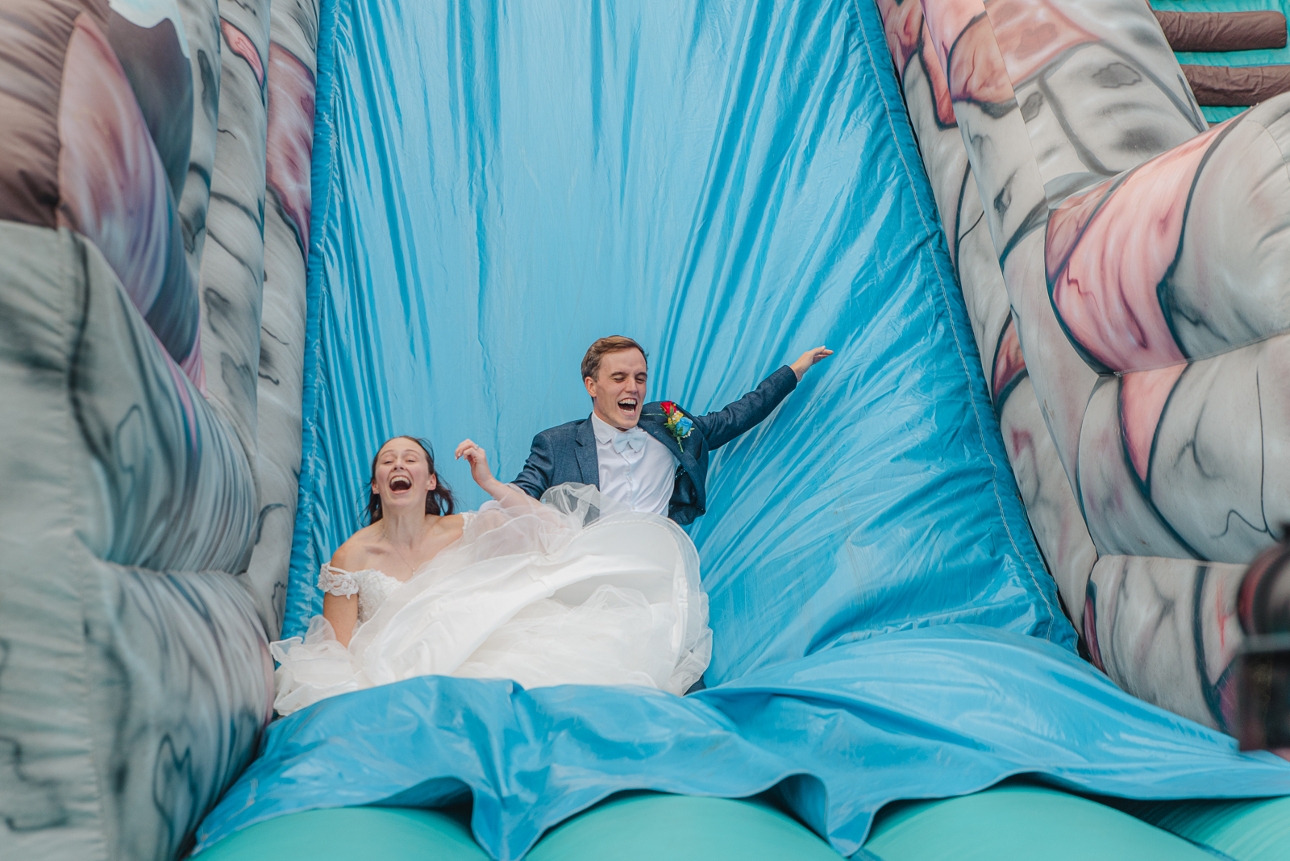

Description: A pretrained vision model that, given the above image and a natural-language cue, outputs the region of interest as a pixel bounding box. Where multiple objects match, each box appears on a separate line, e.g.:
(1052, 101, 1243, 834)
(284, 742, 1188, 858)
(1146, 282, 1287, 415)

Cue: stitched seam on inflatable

(284, 0, 343, 640)
(66, 230, 113, 859)
(852, 0, 1061, 635)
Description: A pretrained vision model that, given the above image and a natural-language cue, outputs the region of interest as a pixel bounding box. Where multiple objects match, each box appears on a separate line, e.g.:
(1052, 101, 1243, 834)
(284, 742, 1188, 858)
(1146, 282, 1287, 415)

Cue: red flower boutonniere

(660, 401, 695, 452)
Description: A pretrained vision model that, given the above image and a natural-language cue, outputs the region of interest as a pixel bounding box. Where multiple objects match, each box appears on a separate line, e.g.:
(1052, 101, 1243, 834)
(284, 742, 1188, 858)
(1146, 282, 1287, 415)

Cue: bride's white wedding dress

(271, 485, 712, 715)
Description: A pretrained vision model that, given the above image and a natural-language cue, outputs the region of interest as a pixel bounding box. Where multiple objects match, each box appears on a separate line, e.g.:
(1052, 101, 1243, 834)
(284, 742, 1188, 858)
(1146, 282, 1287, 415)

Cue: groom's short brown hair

(581, 336, 647, 381)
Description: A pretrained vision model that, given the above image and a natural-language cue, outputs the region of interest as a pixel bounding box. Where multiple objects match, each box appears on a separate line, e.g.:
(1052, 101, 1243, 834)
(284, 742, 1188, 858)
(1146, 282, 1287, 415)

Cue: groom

(512, 336, 831, 524)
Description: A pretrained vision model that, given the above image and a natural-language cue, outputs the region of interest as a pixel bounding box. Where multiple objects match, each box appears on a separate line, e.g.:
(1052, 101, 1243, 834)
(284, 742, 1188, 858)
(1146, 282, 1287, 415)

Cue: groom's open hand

(791, 346, 833, 381)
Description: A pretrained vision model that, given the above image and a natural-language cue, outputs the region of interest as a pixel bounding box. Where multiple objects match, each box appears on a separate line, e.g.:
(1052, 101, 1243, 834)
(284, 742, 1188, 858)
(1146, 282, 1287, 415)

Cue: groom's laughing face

(586, 348, 648, 430)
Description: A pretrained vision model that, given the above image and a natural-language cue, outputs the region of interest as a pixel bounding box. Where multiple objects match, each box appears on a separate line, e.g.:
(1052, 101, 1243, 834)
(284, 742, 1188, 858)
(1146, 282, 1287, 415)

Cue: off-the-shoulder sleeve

(317, 564, 360, 597)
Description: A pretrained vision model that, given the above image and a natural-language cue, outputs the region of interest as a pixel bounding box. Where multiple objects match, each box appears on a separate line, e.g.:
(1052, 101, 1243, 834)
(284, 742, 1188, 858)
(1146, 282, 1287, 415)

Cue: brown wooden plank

(1155, 10, 1286, 52)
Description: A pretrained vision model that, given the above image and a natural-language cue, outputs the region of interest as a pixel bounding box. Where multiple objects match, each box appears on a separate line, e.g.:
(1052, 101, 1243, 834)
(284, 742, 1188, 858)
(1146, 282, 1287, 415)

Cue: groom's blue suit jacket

(512, 366, 798, 525)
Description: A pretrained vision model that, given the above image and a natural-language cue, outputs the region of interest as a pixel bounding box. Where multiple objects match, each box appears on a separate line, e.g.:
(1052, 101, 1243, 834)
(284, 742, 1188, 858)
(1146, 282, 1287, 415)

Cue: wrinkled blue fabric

(284, 0, 1072, 673)
(243, 0, 1290, 858)
(195, 627, 1290, 859)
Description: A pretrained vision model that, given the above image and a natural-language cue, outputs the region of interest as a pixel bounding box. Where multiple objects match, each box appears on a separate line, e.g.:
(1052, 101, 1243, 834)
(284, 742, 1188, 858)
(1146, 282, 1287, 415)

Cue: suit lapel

(574, 417, 600, 487)
(642, 413, 699, 476)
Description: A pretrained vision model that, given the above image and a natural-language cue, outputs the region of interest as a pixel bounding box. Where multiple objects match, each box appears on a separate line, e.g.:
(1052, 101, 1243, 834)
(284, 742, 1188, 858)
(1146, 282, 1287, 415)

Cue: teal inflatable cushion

(194, 796, 844, 861)
(194, 808, 486, 861)
(198, 789, 1282, 861)
(527, 794, 844, 861)
(195, 627, 1290, 860)
(1118, 795, 1290, 861)
(865, 786, 1219, 861)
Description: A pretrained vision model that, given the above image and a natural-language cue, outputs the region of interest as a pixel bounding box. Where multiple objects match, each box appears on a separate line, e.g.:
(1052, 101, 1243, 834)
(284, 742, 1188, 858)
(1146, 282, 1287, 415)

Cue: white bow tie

(612, 427, 648, 454)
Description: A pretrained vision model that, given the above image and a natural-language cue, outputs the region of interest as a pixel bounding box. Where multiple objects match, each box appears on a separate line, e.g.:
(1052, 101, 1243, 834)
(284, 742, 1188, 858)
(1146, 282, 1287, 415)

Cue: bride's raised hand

(454, 439, 496, 488)
(455, 439, 541, 510)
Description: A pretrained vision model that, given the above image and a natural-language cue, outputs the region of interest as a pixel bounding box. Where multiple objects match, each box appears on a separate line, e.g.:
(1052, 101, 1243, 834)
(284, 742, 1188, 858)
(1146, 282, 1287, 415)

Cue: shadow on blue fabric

(203, 0, 1290, 858)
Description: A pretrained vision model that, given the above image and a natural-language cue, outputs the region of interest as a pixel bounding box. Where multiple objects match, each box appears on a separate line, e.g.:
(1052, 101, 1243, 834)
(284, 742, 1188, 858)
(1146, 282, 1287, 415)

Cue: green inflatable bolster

(863, 785, 1221, 861)
(1117, 795, 1290, 861)
(525, 793, 845, 860)
(193, 795, 846, 860)
(198, 787, 1276, 860)
(193, 807, 488, 861)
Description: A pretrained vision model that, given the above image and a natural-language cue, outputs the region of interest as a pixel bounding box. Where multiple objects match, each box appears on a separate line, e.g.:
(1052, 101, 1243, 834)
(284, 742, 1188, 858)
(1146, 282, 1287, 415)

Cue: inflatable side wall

(4, 0, 1286, 857)
(877, 0, 1290, 732)
(0, 1, 318, 858)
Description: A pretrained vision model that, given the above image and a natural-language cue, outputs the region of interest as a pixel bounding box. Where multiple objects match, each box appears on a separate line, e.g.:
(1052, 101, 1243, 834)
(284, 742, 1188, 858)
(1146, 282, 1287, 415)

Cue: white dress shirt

(590, 413, 679, 517)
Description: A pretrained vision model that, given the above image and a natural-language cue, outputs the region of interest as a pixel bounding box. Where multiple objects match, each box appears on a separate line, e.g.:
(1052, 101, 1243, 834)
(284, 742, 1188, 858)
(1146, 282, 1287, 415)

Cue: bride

(271, 435, 711, 715)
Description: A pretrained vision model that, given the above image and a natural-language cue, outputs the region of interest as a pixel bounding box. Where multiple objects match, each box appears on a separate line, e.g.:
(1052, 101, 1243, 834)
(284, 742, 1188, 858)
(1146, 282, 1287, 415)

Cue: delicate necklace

(382, 524, 422, 578)
(390, 545, 417, 577)
(381, 521, 423, 575)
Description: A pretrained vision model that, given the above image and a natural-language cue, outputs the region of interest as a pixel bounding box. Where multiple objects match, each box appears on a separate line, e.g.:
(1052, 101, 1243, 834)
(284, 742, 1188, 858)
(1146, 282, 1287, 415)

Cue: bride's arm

(455, 439, 544, 511)
(321, 544, 362, 646)
(323, 592, 358, 647)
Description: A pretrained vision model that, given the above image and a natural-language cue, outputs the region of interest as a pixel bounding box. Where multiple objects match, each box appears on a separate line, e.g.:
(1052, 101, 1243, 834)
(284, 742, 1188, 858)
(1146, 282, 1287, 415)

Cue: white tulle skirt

(271, 485, 711, 715)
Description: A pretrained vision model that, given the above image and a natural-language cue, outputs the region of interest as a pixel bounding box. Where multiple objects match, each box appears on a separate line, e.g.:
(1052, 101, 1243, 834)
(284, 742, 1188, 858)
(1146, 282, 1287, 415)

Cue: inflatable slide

(2, 1, 1290, 860)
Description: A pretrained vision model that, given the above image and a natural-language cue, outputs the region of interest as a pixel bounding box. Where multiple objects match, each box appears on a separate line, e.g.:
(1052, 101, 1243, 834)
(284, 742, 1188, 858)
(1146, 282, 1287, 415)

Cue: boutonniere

(659, 401, 694, 452)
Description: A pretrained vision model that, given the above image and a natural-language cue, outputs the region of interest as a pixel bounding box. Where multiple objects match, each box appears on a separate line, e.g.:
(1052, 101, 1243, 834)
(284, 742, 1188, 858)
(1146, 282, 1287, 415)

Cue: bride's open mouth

(389, 475, 412, 492)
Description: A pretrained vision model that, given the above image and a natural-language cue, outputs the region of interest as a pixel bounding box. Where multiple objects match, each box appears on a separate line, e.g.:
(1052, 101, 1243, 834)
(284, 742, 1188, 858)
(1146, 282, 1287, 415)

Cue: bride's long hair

(366, 436, 455, 524)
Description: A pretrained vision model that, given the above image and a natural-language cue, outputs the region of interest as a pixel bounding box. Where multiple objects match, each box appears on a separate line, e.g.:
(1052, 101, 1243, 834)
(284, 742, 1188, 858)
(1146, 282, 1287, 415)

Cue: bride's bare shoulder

(330, 525, 381, 570)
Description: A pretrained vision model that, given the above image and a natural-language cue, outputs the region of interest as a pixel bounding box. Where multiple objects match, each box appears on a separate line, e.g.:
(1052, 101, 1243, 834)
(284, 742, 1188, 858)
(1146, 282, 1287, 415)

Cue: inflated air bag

(194, 807, 487, 860)
(1119, 795, 1290, 861)
(1154, 11, 1287, 53)
(194, 796, 845, 860)
(1181, 63, 1290, 105)
(864, 786, 1217, 861)
(524, 794, 843, 860)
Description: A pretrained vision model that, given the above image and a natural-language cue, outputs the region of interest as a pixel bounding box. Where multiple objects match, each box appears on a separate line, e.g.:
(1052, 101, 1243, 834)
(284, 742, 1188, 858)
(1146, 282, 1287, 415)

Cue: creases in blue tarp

(281, 0, 1072, 676)
(235, 0, 1290, 857)
(195, 627, 1290, 860)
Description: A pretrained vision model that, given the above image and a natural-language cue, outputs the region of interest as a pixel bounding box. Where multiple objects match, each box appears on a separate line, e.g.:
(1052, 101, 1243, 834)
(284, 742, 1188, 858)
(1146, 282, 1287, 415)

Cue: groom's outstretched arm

(694, 347, 832, 450)
(693, 365, 798, 451)
(512, 431, 555, 499)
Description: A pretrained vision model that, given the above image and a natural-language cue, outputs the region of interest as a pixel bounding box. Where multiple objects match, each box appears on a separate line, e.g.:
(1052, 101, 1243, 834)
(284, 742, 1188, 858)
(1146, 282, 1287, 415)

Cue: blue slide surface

(198, 0, 1290, 858)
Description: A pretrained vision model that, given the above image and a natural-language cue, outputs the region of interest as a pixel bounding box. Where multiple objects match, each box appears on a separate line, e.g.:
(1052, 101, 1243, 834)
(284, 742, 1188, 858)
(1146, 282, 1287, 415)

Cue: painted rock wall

(0, 0, 318, 858)
(876, 0, 1273, 732)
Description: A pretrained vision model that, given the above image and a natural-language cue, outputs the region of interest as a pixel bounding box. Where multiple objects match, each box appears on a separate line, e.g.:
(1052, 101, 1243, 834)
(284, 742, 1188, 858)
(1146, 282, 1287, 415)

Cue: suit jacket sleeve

(693, 365, 798, 451)
(511, 431, 555, 499)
